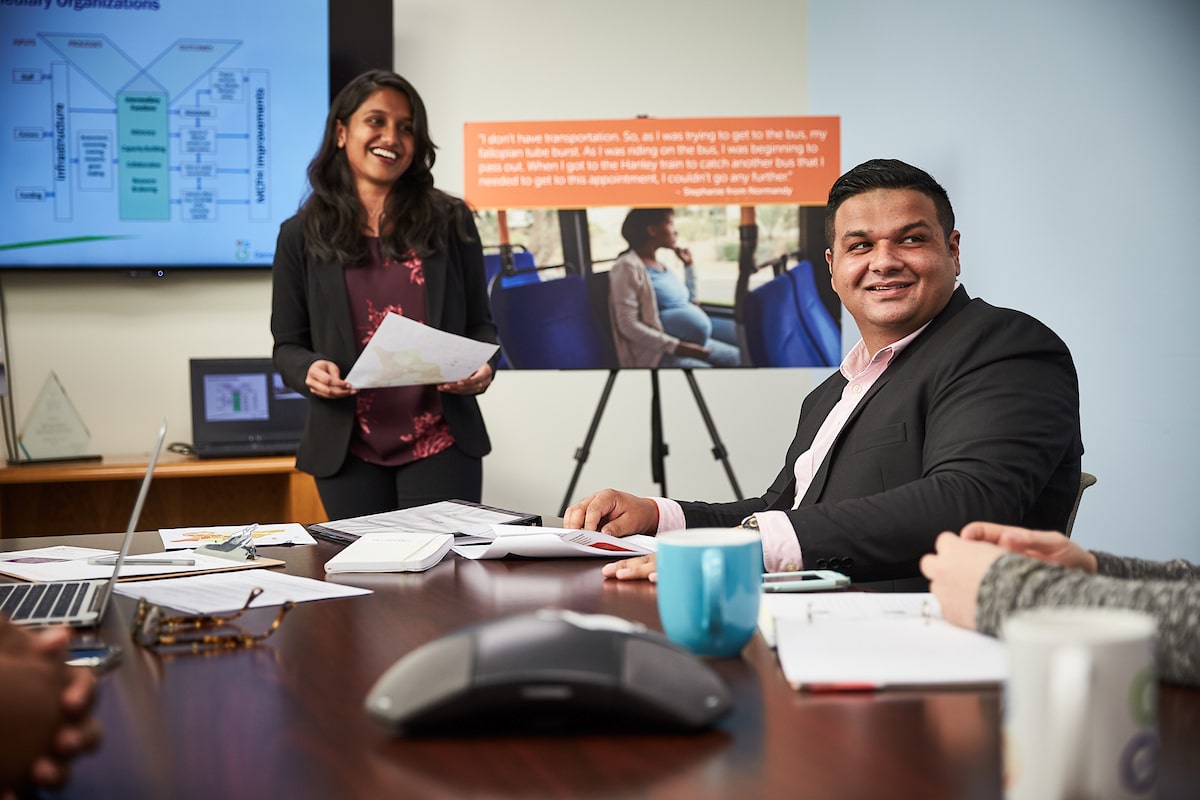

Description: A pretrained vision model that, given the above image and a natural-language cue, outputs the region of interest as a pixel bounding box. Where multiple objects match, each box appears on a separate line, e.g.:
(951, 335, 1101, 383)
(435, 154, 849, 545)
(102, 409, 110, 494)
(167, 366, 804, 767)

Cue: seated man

(565, 159, 1084, 589)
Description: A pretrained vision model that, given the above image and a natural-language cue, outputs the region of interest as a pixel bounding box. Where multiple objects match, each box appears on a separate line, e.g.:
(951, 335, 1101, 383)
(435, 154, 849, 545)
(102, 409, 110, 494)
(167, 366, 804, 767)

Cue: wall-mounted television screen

(0, 0, 390, 272)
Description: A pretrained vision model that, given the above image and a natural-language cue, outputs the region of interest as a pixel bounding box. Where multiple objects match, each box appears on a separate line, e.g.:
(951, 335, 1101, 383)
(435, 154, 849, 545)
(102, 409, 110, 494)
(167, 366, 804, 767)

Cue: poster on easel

(15, 372, 99, 463)
(463, 115, 843, 373)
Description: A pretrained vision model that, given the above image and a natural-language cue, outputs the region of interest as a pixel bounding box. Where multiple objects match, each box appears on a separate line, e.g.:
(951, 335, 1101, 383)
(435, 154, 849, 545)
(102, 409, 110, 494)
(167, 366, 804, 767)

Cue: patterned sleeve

(976, 553, 1200, 686)
(1092, 550, 1200, 581)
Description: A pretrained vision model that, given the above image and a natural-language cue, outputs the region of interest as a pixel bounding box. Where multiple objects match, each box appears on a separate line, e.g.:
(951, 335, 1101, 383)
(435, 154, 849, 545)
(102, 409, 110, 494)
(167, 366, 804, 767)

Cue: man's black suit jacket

(678, 286, 1084, 585)
(270, 204, 497, 478)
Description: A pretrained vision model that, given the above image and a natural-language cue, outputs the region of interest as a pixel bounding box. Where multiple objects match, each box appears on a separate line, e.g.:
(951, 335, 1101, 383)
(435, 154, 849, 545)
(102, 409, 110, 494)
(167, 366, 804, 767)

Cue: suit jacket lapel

(424, 250, 446, 329)
(799, 285, 973, 505)
(313, 260, 357, 365)
(796, 377, 847, 506)
(765, 375, 844, 510)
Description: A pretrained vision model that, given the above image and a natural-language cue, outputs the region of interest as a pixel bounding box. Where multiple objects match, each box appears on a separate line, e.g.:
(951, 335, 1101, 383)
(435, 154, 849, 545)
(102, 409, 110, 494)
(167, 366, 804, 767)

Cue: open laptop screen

(189, 358, 307, 457)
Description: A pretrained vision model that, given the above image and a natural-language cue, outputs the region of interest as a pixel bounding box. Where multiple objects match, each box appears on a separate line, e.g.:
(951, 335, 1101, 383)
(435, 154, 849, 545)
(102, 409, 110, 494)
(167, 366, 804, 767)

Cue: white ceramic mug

(1001, 608, 1158, 800)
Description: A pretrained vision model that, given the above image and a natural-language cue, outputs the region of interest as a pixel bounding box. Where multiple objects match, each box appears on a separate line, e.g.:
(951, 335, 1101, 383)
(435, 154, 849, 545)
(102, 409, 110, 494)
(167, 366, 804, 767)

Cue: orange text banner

(464, 116, 840, 209)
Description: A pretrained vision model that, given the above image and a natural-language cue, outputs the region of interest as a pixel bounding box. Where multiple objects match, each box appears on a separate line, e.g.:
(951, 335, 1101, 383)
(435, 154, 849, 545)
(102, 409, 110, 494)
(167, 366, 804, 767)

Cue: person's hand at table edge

(960, 521, 1097, 574)
(601, 553, 658, 583)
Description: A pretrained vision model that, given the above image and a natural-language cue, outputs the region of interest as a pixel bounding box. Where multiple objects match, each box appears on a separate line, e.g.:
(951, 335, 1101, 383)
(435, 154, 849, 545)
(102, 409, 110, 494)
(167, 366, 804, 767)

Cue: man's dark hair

(824, 159, 955, 249)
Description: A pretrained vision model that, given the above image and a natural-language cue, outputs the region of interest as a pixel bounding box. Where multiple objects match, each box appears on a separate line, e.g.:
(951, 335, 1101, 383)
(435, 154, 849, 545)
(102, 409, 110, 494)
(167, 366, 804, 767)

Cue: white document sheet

(451, 525, 655, 560)
(158, 523, 317, 549)
(344, 312, 498, 388)
(0, 546, 270, 582)
(114, 569, 371, 614)
(766, 592, 1008, 690)
(0, 547, 116, 583)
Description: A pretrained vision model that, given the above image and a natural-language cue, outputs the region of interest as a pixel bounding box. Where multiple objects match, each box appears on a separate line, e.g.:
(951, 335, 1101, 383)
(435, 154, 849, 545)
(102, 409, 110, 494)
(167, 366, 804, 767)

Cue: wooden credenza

(0, 453, 327, 538)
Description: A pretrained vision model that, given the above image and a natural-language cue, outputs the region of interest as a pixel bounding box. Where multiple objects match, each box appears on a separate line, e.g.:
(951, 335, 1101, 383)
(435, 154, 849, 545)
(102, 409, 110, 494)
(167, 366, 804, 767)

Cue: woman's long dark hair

(299, 69, 461, 265)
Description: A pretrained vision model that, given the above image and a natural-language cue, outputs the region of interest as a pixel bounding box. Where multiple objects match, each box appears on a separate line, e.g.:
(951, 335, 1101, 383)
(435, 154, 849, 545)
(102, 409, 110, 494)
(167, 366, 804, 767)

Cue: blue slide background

(0, 0, 328, 268)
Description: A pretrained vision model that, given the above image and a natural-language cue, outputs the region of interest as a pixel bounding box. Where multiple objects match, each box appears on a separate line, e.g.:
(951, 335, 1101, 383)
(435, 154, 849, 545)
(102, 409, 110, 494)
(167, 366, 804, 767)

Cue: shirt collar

(839, 280, 960, 380)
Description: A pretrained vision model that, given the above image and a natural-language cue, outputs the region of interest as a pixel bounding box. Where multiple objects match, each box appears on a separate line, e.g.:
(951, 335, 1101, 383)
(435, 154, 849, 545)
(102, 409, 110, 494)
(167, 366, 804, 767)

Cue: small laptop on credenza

(188, 357, 306, 459)
(0, 418, 168, 628)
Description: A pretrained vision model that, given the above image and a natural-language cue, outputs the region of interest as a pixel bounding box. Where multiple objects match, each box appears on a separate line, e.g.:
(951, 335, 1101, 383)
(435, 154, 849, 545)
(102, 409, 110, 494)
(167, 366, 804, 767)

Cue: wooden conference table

(3, 532, 1198, 800)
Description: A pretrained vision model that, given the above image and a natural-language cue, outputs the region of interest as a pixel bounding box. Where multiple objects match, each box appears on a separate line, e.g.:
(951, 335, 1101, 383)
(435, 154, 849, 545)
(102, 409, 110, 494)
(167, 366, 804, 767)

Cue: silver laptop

(0, 418, 168, 627)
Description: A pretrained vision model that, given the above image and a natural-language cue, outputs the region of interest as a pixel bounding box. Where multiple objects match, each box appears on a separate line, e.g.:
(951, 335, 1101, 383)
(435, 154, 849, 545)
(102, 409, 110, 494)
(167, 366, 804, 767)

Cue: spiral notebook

(764, 592, 1008, 691)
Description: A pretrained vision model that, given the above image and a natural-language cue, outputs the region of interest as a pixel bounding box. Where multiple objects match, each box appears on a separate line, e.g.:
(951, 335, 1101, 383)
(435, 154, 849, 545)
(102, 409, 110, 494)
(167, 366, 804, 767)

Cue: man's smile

(865, 281, 913, 293)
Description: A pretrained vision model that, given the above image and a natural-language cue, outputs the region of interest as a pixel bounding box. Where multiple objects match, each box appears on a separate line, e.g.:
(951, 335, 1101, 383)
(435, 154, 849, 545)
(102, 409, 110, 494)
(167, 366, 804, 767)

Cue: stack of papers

(762, 592, 1008, 691)
(310, 499, 540, 545)
(451, 525, 656, 560)
(324, 532, 453, 573)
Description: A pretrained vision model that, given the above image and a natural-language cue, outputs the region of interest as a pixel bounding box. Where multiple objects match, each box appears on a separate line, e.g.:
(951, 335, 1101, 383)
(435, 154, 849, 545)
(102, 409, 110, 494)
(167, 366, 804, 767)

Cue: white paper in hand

(344, 312, 498, 389)
(324, 531, 453, 573)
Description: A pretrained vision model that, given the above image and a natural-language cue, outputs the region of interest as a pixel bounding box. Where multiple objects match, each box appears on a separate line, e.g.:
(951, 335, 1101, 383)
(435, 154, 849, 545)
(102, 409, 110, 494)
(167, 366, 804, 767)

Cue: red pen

(803, 682, 880, 693)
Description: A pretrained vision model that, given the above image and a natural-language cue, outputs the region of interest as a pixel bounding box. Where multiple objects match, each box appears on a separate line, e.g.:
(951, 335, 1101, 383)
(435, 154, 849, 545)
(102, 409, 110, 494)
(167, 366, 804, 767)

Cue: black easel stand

(557, 369, 743, 517)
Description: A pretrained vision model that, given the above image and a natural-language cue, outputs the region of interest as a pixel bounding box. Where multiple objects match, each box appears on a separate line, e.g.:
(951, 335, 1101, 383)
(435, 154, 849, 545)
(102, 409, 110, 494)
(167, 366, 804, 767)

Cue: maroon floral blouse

(343, 239, 454, 466)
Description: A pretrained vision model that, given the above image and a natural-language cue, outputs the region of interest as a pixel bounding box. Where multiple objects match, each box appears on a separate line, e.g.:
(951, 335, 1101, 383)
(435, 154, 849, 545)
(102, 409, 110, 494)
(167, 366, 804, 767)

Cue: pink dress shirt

(651, 321, 932, 571)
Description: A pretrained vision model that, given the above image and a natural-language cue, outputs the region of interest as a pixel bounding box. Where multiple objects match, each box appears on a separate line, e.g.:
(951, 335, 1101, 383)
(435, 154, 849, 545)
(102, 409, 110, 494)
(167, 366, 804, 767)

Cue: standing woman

(271, 70, 497, 519)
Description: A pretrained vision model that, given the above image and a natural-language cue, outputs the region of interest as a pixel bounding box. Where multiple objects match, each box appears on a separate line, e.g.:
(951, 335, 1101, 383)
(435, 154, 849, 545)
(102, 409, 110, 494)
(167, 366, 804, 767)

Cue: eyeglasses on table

(130, 587, 294, 652)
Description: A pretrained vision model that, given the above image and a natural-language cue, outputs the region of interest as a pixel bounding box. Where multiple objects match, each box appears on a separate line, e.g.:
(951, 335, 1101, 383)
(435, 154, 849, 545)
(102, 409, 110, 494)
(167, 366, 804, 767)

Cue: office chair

(1064, 471, 1097, 538)
(488, 274, 614, 369)
(585, 271, 620, 368)
(482, 245, 541, 289)
(785, 261, 841, 367)
(741, 261, 840, 368)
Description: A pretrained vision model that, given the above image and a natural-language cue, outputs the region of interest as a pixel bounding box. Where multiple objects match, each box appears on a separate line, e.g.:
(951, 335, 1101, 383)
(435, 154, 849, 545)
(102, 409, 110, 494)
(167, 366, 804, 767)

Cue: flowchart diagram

(0, 0, 327, 268)
(12, 33, 270, 226)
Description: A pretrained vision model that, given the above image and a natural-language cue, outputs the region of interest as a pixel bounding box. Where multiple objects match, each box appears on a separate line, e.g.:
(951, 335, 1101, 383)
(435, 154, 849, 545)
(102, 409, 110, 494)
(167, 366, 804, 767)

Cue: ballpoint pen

(88, 555, 197, 566)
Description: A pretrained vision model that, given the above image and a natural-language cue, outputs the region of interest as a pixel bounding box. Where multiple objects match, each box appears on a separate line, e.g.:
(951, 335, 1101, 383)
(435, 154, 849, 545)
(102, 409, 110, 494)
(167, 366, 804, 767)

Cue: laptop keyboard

(0, 581, 91, 622)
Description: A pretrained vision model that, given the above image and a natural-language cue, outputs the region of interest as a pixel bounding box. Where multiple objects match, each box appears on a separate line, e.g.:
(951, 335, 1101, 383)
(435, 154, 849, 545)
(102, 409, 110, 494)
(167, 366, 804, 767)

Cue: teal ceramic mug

(655, 528, 763, 657)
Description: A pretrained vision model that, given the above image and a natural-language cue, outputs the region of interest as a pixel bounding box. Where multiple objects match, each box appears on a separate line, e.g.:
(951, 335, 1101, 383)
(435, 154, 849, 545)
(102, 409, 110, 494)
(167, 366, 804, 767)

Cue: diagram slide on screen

(0, 0, 327, 268)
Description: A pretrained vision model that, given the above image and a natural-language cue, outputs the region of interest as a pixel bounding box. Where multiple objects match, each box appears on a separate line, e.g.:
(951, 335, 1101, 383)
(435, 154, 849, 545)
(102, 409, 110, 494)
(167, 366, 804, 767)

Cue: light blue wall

(809, 0, 1200, 560)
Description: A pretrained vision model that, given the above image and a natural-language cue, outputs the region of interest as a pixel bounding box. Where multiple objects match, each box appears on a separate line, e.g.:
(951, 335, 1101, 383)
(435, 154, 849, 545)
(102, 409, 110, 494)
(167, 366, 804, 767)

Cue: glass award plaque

(14, 372, 100, 463)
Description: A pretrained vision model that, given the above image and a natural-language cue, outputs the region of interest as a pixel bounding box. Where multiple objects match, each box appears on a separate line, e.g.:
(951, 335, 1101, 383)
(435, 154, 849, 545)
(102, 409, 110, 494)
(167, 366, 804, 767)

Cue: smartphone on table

(761, 570, 850, 593)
